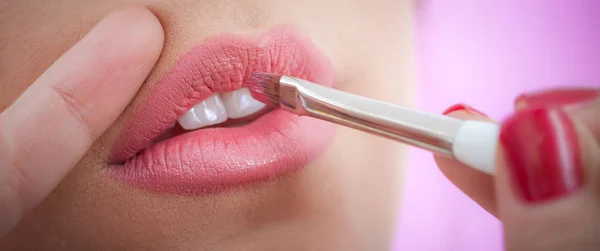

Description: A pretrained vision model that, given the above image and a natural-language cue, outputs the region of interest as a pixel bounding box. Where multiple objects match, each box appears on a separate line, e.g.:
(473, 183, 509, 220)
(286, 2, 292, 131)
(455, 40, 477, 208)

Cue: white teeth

(220, 88, 266, 119)
(177, 94, 228, 130)
(177, 88, 267, 131)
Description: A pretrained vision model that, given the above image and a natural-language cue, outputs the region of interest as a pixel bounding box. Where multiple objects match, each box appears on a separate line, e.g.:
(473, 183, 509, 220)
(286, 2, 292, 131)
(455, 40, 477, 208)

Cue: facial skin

(0, 1, 413, 250)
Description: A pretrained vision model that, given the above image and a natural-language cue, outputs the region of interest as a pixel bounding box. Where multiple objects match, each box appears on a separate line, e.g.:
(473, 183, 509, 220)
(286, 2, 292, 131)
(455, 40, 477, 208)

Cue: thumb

(495, 89, 600, 250)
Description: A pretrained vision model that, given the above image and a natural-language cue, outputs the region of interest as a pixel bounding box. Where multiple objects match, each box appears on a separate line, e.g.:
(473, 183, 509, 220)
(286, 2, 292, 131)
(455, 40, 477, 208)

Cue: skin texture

(0, 1, 414, 250)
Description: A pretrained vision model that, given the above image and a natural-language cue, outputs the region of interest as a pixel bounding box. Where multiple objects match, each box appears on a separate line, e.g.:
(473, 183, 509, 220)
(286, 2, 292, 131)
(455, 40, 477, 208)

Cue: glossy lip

(109, 26, 335, 195)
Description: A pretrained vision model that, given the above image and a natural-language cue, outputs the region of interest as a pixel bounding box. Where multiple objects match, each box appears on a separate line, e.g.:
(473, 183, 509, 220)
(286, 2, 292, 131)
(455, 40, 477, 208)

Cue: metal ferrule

(277, 76, 465, 158)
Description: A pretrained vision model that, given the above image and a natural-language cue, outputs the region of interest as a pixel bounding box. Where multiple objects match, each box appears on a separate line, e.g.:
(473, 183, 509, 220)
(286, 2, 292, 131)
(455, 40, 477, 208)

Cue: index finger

(434, 104, 499, 216)
(0, 7, 164, 234)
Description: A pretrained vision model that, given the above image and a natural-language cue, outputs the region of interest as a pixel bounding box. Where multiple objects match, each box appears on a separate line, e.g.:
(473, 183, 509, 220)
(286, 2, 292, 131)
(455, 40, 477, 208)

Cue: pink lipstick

(110, 26, 335, 195)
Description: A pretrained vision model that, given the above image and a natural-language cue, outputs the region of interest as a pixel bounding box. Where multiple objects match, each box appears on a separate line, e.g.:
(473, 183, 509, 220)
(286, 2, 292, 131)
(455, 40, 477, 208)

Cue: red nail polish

(515, 88, 598, 109)
(443, 103, 488, 116)
(500, 108, 583, 202)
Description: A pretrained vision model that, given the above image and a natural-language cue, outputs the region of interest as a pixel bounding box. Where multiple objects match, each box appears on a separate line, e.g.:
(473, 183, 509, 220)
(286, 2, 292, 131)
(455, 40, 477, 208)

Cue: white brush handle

(280, 76, 501, 175)
(453, 121, 500, 174)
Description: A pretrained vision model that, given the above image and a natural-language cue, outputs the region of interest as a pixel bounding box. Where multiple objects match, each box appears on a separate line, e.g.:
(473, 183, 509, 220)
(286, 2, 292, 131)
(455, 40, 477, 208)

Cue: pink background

(393, 1, 599, 250)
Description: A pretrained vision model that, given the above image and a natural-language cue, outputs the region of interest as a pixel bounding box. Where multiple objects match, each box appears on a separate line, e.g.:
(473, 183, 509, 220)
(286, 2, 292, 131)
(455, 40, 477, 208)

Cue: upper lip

(108, 26, 335, 194)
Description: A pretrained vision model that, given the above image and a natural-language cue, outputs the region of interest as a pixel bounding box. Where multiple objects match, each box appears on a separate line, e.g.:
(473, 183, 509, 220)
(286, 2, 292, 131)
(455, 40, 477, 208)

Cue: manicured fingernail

(500, 108, 583, 203)
(515, 88, 598, 109)
(443, 103, 488, 116)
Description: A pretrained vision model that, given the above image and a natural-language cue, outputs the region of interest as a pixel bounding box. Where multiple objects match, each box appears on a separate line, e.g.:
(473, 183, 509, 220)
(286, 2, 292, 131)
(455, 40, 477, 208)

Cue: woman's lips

(110, 26, 335, 195)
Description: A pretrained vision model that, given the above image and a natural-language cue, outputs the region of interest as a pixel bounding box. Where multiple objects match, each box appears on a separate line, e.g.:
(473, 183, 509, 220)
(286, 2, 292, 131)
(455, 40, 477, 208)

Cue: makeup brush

(248, 73, 500, 175)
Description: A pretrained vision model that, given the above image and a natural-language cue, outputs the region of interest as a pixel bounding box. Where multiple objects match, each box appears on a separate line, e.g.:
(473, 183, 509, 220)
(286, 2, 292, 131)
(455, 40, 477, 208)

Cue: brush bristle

(248, 72, 282, 106)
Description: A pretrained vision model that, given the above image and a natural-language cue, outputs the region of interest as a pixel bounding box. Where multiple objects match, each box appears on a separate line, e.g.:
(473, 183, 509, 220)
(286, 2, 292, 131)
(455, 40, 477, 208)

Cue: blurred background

(393, 1, 599, 250)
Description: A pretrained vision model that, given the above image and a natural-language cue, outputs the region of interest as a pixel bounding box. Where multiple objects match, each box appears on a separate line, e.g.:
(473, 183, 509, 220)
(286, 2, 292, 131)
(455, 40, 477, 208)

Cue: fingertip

(98, 6, 165, 66)
(439, 103, 499, 174)
(442, 103, 493, 122)
(513, 88, 599, 111)
(56, 5, 166, 102)
(433, 103, 500, 214)
(513, 95, 528, 111)
(498, 108, 585, 203)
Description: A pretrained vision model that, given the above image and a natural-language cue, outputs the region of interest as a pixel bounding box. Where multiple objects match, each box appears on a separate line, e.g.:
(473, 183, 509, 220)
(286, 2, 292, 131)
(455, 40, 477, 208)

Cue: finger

(434, 104, 499, 216)
(517, 87, 600, 140)
(514, 87, 598, 111)
(496, 92, 600, 251)
(0, 6, 164, 234)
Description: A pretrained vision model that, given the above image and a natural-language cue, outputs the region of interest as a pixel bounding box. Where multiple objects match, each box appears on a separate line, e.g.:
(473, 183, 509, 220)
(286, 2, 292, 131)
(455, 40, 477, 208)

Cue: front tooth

(220, 88, 266, 119)
(177, 94, 228, 130)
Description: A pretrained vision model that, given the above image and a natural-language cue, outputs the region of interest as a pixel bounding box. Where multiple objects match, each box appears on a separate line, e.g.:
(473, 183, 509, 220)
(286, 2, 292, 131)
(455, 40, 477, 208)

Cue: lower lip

(110, 27, 335, 195)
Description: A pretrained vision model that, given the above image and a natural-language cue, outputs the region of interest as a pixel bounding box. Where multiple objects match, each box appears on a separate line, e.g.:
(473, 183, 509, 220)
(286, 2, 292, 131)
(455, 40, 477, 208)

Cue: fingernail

(443, 103, 488, 116)
(500, 108, 584, 203)
(515, 88, 598, 109)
